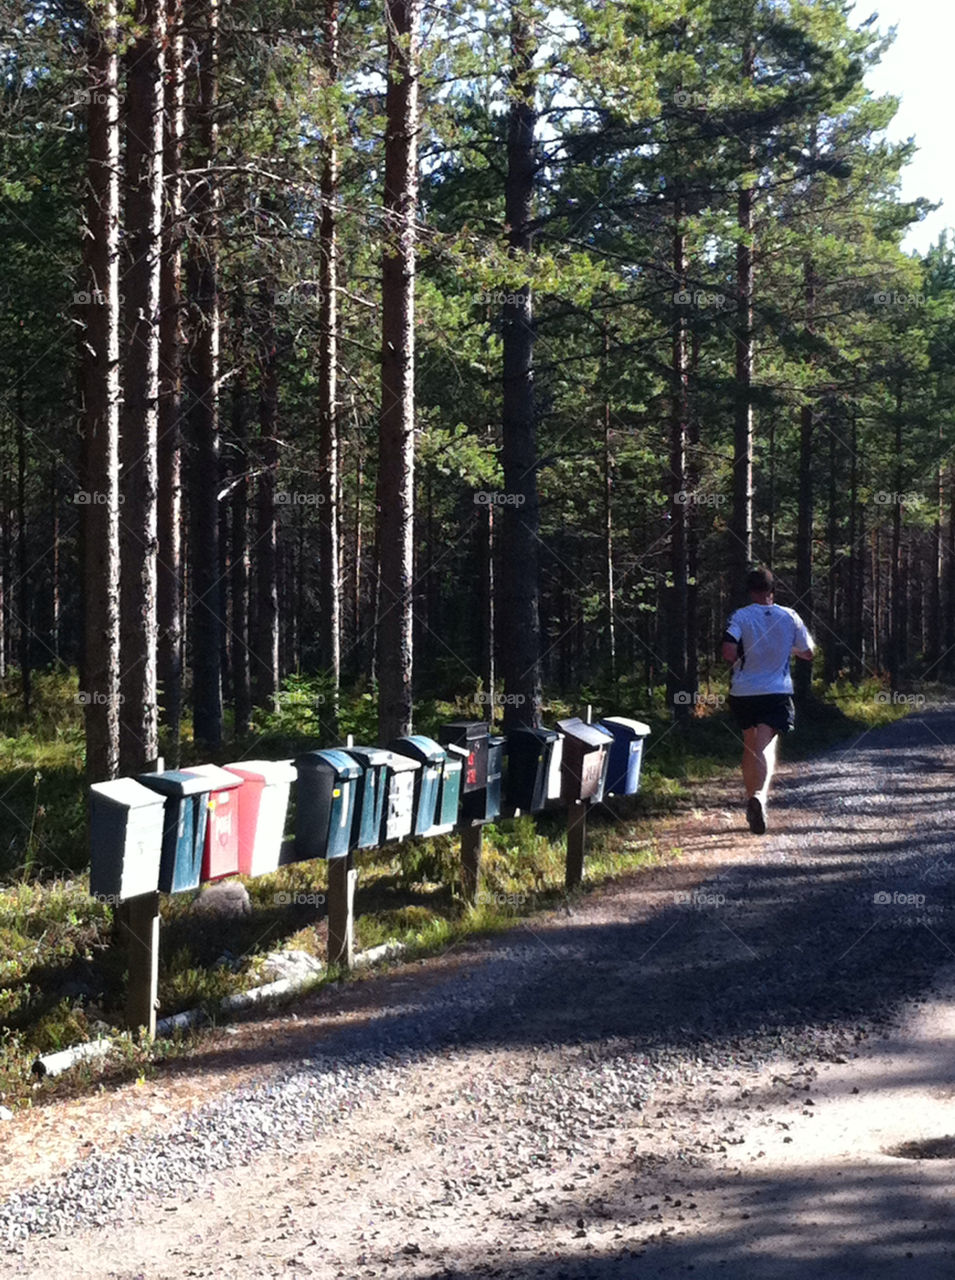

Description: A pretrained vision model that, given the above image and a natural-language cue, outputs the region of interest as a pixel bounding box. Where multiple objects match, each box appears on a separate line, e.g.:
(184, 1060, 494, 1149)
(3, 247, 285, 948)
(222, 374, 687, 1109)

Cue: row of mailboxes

(502, 717, 650, 812)
(292, 739, 467, 858)
(89, 716, 651, 902)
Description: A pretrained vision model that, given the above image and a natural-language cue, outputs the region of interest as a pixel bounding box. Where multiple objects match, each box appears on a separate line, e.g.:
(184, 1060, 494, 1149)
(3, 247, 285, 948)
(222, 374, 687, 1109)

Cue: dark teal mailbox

(598, 717, 650, 795)
(345, 745, 391, 849)
(389, 735, 444, 836)
(294, 749, 362, 860)
(434, 746, 464, 834)
(137, 769, 214, 893)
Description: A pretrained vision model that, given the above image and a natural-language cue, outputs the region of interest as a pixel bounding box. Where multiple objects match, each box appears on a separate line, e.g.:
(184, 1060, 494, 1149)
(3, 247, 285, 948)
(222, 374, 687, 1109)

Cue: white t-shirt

(724, 603, 813, 696)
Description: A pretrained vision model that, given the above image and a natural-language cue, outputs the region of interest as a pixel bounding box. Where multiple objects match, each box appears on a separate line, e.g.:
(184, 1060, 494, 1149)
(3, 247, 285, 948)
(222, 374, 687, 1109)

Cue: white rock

(0, 1106, 13, 1121)
(261, 949, 324, 983)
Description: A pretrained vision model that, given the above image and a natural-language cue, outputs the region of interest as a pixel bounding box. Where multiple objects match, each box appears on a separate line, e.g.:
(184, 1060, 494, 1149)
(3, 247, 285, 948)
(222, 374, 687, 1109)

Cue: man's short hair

(746, 566, 774, 594)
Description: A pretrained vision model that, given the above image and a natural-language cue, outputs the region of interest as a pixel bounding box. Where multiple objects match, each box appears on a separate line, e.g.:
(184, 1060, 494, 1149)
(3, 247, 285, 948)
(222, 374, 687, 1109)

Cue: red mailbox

(183, 764, 243, 881)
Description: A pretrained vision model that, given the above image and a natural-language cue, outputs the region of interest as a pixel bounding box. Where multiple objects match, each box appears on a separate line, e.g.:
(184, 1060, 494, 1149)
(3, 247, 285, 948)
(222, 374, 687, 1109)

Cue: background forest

(1, 0, 953, 838)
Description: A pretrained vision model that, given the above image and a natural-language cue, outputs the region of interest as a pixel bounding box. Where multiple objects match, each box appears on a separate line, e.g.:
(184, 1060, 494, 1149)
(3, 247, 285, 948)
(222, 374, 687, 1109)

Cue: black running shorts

(729, 693, 795, 734)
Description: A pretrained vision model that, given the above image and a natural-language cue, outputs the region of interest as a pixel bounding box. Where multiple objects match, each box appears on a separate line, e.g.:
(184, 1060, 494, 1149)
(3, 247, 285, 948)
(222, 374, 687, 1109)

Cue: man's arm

(792, 615, 814, 661)
(721, 637, 740, 663)
(721, 628, 740, 664)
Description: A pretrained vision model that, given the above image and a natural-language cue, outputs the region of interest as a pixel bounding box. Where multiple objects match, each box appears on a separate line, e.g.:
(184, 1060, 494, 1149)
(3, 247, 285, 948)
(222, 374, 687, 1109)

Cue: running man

(721, 567, 814, 834)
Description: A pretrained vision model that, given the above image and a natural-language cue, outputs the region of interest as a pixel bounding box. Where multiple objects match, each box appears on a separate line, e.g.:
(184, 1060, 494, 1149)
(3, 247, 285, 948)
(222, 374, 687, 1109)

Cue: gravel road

(3, 707, 955, 1277)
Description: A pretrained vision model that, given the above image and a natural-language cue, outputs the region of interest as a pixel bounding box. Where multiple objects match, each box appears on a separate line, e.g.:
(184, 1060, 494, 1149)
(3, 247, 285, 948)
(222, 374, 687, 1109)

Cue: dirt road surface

(3, 708, 955, 1278)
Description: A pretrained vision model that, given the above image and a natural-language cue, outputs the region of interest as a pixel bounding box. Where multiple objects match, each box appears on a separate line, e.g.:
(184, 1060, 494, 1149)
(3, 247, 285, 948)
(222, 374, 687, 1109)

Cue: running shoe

(746, 795, 767, 835)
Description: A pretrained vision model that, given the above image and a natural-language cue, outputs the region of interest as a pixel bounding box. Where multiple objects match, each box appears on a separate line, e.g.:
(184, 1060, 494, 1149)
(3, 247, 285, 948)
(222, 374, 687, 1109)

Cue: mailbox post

(439, 723, 498, 903)
(557, 718, 614, 888)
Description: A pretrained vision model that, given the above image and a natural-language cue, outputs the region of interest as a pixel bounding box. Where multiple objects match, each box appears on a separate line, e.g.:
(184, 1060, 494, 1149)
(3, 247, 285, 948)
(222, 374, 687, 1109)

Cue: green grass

(0, 666, 931, 1110)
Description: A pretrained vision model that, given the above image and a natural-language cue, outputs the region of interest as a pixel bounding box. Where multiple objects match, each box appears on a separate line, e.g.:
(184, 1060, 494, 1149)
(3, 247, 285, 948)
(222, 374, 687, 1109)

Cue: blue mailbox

(598, 717, 651, 795)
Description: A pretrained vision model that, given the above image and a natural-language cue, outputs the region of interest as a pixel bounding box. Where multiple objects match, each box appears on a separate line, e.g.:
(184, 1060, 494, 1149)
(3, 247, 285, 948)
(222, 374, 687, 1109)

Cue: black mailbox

(438, 720, 489, 792)
(557, 718, 614, 804)
(506, 727, 559, 813)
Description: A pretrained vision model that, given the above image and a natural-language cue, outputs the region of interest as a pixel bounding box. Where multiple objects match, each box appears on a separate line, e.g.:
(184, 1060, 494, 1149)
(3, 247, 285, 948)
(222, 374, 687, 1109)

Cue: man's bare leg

(742, 723, 779, 832)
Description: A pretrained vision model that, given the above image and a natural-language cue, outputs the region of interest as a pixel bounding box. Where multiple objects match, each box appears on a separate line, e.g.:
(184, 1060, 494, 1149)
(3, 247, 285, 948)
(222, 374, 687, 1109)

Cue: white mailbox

(89, 777, 166, 901)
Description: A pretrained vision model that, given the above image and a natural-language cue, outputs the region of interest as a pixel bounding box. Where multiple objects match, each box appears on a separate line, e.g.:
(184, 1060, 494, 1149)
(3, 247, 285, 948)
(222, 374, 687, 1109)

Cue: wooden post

(565, 800, 587, 889)
(123, 890, 160, 1036)
(461, 823, 482, 904)
(121, 754, 162, 1037)
(327, 854, 356, 968)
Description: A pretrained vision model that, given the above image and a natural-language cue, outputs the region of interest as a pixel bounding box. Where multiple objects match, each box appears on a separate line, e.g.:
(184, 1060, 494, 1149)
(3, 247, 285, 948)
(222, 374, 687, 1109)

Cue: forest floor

(3, 705, 955, 1277)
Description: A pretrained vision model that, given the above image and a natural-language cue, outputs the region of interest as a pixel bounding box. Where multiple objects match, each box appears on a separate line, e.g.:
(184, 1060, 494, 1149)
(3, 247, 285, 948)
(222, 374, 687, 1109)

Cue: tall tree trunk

(730, 40, 755, 604)
(119, 0, 164, 773)
(483, 501, 495, 703)
(376, 0, 419, 741)
(824, 417, 838, 685)
(767, 415, 776, 567)
(185, 0, 222, 747)
(667, 193, 689, 717)
(16, 398, 30, 714)
(230, 293, 251, 737)
(847, 406, 864, 682)
(602, 322, 616, 682)
(686, 331, 701, 695)
(946, 471, 955, 676)
(499, 0, 541, 732)
(793, 253, 815, 702)
(81, 0, 121, 781)
(317, 0, 341, 725)
(888, 379, 904, 689)
(157, 0, 185, 764)
(50, 462, 60, 662)
(927, 443, 943, 670)
(0, 458, 5, 678)
(352, 442, 363, 678)
(253, 277, 280, 708)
